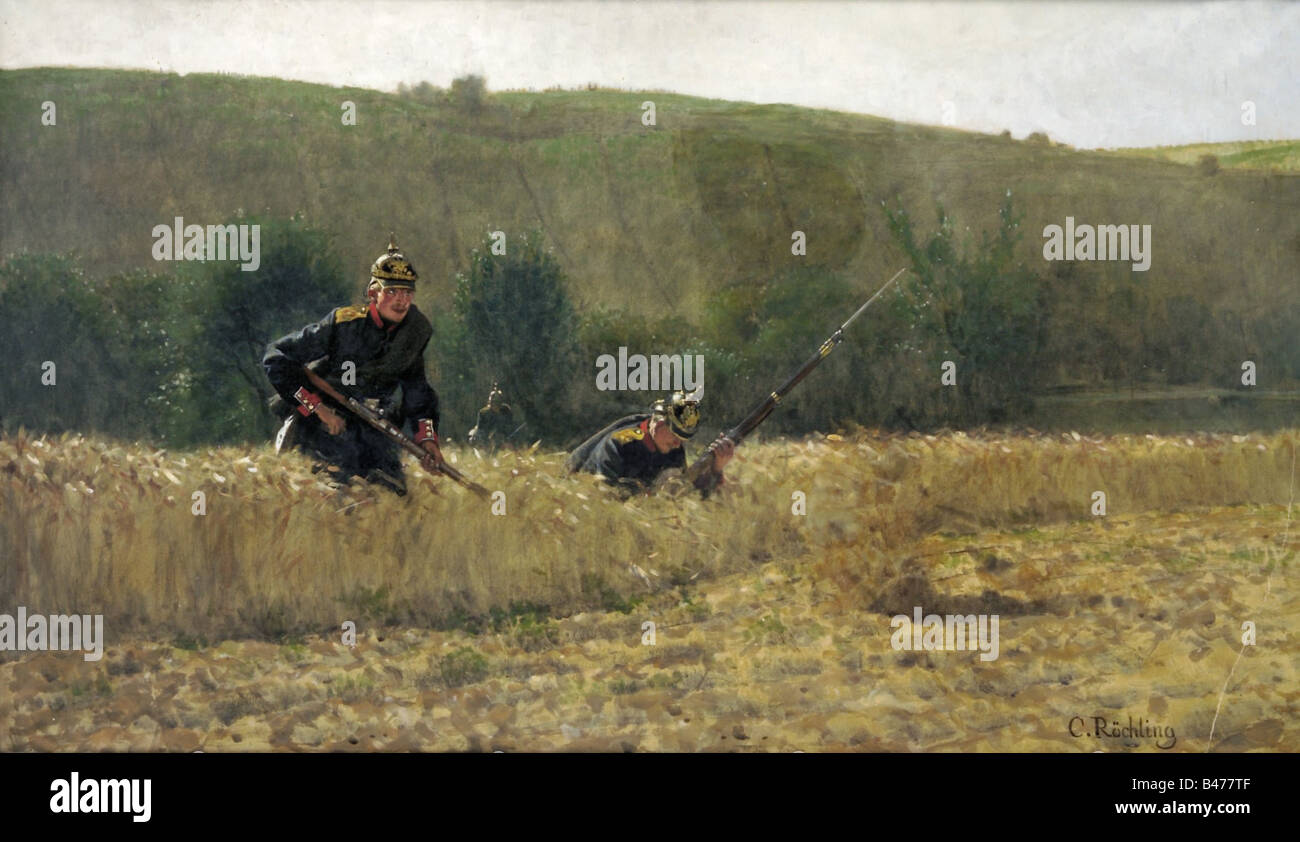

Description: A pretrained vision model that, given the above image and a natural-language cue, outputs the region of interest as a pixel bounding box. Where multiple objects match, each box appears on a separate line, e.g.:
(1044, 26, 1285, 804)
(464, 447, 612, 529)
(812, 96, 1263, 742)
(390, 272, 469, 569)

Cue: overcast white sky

(2, 0, 1296, 148)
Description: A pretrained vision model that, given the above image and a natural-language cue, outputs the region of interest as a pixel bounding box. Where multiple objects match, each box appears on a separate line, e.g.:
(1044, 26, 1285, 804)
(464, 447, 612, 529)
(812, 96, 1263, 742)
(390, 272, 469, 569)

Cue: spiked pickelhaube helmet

(651, 390, 701, 440)
(370, 233, 419, 289)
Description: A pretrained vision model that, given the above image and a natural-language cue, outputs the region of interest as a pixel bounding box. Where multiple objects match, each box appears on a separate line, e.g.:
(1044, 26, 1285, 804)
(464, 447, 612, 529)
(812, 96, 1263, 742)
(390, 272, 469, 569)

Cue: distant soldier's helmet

(369, 233, 419, 289)
(651, 391, 700, 440)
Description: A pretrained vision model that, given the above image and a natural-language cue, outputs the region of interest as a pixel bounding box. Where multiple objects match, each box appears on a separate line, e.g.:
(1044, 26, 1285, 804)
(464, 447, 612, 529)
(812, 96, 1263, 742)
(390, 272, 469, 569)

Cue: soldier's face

(649, 418, 682, 453)
(375, 286, 413, 322)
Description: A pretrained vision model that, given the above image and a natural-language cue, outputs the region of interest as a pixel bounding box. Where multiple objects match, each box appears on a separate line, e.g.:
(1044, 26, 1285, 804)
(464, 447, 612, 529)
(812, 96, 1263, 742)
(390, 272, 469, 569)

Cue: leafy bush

(398, 80, 444, 104)
(0, 217, 352, 447)
(882, 192, 1047, 426)
(576, 306, 708, 433)
(178, 213, 349, 445)
(450, 74, 487, 114)
(444, 230, 582, 443)
(439, 647, 489, 687)
(0, 254, 182, 440)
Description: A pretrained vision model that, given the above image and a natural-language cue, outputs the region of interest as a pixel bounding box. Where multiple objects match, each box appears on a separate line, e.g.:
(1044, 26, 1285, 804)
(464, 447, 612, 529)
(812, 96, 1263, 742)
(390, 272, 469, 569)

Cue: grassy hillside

(1109, 140, 1300, 172)
(2, 67, 1298, 331)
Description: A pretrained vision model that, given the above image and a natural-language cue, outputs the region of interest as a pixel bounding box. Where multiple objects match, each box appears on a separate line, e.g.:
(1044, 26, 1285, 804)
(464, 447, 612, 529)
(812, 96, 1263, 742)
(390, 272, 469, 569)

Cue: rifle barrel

(685, 268, 905, 481)
(301, 367, 491, 499)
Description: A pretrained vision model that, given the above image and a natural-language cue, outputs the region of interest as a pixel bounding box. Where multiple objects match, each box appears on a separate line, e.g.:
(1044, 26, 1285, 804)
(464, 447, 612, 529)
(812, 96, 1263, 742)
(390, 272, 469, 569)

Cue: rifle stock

(301, 367, 491, 499)
(684, 268, 905, 482)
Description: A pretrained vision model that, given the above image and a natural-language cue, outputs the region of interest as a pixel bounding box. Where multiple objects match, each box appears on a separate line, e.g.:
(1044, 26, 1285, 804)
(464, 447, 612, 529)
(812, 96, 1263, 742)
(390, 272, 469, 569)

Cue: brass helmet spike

(370, 233, 418, 288)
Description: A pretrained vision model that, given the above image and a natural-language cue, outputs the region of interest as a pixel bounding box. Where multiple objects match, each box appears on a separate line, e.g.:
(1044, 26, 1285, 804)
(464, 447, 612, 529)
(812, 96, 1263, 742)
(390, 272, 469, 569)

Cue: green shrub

(440, 646, 489, 687)
(882, 192, 1046, 426)
(450, 74, 487, 114)
(444, 230, 582, 444)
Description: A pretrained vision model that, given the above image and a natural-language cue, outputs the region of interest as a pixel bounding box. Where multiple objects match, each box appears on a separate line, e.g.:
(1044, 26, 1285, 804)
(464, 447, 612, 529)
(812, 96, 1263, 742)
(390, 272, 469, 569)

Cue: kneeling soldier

(566, 391, 734, 496)
(467, 381, 515, 450)
(263, 235, 444, 495)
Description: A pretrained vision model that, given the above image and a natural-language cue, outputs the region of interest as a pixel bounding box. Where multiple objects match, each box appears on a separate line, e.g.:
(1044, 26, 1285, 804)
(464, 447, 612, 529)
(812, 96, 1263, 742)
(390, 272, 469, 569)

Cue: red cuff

(414, 419, 438, 445)
(294, 387, 322, 417)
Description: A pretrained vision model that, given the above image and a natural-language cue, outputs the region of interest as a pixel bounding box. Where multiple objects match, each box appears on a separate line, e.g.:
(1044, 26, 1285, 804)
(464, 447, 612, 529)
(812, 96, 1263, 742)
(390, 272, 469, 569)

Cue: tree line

(2, 195, 1292, 449)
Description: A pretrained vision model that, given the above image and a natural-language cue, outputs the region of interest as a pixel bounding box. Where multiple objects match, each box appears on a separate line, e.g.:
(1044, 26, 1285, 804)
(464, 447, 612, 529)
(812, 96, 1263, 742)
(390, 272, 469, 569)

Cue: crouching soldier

(565, 391, 734, 496)
(467, 381, 515, 450)
(263, 235, 444, 495)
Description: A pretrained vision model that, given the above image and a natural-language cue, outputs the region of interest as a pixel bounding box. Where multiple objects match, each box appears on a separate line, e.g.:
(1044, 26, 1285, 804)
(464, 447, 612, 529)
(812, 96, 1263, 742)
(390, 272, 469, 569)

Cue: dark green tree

(0, 253, 102, 434)
(177, 213, 349, 444)
(883, 191, 1046, 425)
(0, 254, 185, 440)
(450, 74, 487, 114)
(446, 231, 581, 444)
(93, 267, 188, 442)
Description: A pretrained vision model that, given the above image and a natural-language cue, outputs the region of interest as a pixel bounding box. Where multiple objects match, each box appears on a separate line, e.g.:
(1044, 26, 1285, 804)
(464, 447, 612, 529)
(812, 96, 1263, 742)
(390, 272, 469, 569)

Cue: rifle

(302, 367, 491, 499)
(683, 268, 906, 484)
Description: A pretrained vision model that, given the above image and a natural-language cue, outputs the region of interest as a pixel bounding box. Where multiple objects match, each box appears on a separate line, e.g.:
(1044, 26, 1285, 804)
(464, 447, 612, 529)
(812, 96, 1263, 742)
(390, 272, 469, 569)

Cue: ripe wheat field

(1, 429, 1296, 751)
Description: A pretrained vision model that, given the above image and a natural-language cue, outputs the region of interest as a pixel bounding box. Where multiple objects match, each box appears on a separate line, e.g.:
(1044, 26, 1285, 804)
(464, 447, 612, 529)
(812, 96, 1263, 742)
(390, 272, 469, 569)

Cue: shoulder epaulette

(612, 425, 645, 445)
(334, 305, 368, 324)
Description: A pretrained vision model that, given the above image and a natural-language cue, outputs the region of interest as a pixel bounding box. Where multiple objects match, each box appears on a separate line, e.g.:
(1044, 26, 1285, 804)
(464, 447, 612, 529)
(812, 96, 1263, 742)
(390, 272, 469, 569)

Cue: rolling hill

(2, 68, 1297, 331)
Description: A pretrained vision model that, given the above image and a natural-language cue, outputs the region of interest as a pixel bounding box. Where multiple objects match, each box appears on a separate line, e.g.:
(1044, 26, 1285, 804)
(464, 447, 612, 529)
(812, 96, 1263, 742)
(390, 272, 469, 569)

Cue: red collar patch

(368, 302, 400, 332)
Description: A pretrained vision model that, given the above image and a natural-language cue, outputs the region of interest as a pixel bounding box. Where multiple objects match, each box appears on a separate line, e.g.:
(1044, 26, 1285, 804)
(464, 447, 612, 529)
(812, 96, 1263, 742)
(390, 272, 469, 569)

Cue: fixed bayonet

(684, 268, 906, 483)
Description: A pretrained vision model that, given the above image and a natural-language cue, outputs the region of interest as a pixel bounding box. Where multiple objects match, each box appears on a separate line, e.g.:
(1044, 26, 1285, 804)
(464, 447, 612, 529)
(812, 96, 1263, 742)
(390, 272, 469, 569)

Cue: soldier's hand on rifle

(316, 405, 346, 436)
(419, 440, 445, 475)
(709, 435, 736, 471)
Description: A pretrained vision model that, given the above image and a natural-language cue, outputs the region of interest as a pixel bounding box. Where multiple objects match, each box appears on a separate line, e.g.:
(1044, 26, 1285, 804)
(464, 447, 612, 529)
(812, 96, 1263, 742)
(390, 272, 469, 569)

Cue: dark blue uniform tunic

(263, 302, 438, 493)
(567, 415, 686, 491)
